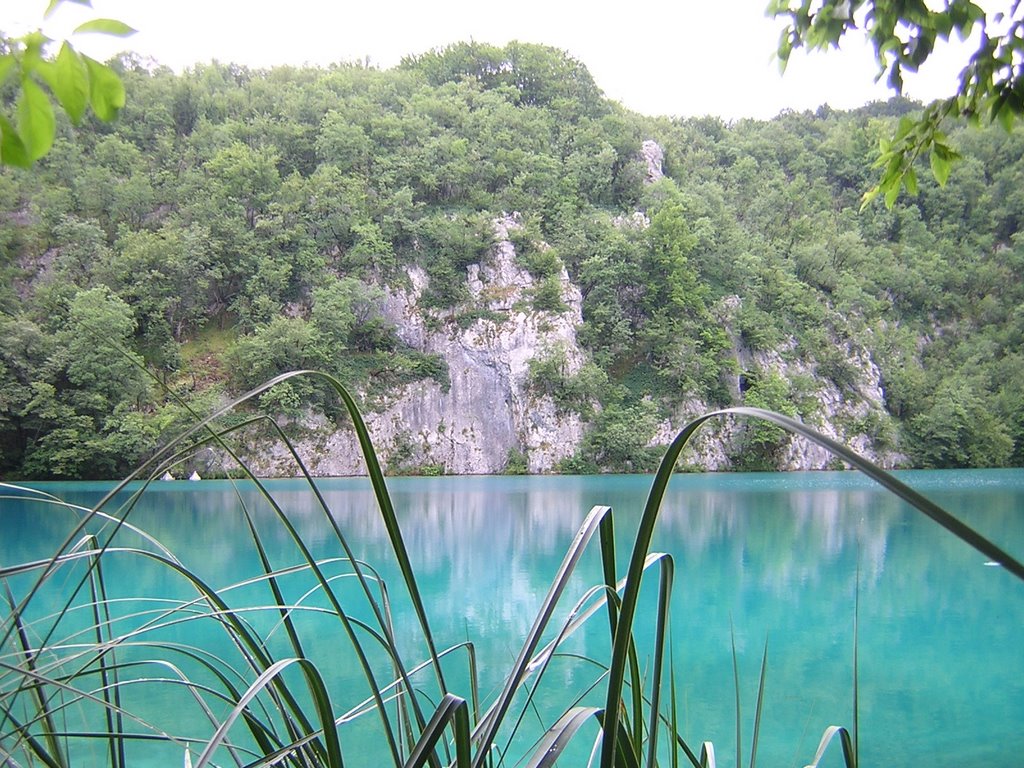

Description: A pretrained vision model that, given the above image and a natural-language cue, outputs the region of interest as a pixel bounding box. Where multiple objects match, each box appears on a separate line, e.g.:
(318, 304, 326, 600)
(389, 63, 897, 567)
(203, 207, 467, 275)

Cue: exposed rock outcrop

(219, 219, 899, 477)
(236, 215, 586, 476)
(639, 139, 664, 183)
(646, 295, 900, 470)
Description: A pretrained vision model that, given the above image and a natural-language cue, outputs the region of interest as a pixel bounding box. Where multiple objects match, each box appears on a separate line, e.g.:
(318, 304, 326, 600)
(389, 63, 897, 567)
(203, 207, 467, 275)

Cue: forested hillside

(2, 42, 1022, 478)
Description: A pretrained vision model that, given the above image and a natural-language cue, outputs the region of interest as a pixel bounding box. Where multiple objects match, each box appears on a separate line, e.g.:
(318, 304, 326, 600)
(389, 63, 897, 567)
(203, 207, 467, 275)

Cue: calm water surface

(3, 470, 1022, 766)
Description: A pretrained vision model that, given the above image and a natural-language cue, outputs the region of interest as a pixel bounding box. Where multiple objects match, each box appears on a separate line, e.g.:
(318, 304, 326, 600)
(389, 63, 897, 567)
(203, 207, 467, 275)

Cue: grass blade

(749, 640, 767, 768)
(803, 725, 856, 768)
(193, 657, 344, 768)
(405, 693, 471, 768)
(601, 404, 1024, 768)
(525, 706, 602, 768)
(731, 624, 741, 768)
(645, 553, 674, 768)
(471, 505, 612, 766)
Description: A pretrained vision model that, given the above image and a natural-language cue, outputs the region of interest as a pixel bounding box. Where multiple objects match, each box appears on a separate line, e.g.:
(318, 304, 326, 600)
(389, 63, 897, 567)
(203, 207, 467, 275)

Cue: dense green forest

(1, 41, 1022, 478)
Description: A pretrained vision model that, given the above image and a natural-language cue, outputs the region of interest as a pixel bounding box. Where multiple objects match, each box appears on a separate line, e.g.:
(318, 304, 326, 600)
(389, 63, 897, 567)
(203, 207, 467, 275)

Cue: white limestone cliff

(220, 218, 899, 477)
(238, 214, 586, 476)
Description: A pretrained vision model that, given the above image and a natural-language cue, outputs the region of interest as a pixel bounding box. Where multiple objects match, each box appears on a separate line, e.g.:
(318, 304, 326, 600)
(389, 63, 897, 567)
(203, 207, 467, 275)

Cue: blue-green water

(2, 470, 1022, 766)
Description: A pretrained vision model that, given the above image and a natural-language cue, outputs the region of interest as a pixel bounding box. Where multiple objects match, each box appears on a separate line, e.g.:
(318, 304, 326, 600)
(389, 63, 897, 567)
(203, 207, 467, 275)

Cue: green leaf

(904, 166, 919, 195)
(860, 184, 882, 211)
(0, 55, 16, 84)
(997, 101, 1016, 132)
(930, 149, 952, 186)
(74, 18, 137, 37)
(36, 43, 89, 124)
(82, 55, 126, 122)
(895, 116, 915, 140)
(0, 115, 33, 168)
(20, 31, 50, 72)
(884, 178, 901, 207)
(17, 78, 56, 161)
(45, 0, 93, 19)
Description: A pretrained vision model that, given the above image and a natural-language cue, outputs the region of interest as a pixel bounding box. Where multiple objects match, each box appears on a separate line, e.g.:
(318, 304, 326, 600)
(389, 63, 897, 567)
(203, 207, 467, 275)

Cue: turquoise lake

(2, 470, 1023, 766)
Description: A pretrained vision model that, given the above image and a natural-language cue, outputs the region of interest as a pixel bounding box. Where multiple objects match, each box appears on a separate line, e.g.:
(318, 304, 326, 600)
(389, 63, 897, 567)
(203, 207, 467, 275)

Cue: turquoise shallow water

(2, 470, 1023, 766)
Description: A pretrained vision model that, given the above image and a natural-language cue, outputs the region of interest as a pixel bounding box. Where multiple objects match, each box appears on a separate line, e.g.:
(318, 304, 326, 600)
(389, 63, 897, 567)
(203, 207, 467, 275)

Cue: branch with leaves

(770, 0, 1024, 207)
(1, 0, 134, 167)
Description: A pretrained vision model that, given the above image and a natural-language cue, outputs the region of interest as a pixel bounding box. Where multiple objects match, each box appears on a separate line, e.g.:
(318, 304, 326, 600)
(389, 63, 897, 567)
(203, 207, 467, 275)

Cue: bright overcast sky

(7, 0, 977, 121)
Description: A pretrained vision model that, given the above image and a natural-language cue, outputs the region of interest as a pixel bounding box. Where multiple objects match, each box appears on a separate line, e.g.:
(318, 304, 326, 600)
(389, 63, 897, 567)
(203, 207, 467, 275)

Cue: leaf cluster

(0, 0, 132, 166)
(770, 0, 1024, 205)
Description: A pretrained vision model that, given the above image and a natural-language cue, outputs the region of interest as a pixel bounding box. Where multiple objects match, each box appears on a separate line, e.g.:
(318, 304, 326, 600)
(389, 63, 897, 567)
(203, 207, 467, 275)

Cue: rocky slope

(231, 210, 900, 477)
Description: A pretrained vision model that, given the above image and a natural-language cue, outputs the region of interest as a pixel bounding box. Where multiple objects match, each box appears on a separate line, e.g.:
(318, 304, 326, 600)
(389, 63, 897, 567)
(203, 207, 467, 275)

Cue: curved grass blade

(3, 542, 322, 766)
(496, 581, 617, 765)
(700, 741, 717, 768)
(602, 405, 1024, 768)
(0, 660, 196, 754)
(405, 693, 471, 768)
(596, 710, 641, 768)
(246, 414, 439, 764)
(84, 535, 126, 768)
(749, 640, 767, 768)
(125, 366, 447, 761)
(803, 725, 856, 768)
(471, 505, 612, 766)
(193, 657, 343, 768)
(853, 560, 860, 767)
(645, 553, 674, 768)
(731, 625, 741, 768)
(2, 581, 68, 768)
(524, 706, 602, 768)
(719, 408, 1024, 580)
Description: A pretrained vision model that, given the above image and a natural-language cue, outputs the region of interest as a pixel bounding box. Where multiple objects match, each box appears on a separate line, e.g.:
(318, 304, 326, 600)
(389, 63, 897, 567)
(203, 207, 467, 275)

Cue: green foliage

(503, 446, 529, 474)
(906, 375, 1014, 467)
(529, 274, 567, 313)
(227, 316, 325, 416)
(736, 370, 798, 471)
(0, 1, 131, 166)
(418, 212, 494, 308)
(771, 0, 1022, 206)
(311, 276, 388, 353)
(569, 399, 663, 473)
(3, 38, 1024, 475)
(528, 347, 608, 417)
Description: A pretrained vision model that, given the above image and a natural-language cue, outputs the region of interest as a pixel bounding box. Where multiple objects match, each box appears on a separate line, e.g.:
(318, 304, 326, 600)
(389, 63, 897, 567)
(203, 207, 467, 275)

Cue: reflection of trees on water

(13, 474, 1021, 616)
(7, 474, 1023, 765)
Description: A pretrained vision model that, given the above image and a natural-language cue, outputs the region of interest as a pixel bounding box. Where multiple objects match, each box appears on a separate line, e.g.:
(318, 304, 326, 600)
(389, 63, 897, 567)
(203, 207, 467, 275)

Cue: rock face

(646, 296, 900, 471)
(639, 140, 664, 183)
(231, 220, 900, 477)
(240, 214, 586, 476)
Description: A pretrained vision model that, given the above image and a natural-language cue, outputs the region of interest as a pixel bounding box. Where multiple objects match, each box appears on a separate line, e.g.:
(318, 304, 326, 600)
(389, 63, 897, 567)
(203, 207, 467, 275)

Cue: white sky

(6, 0, 979, 121)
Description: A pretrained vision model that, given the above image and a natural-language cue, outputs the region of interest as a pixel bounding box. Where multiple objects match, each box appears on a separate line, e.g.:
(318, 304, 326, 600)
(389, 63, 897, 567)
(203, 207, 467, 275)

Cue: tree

(770, 0, 1022, 206)
(907, 375, 1013, 467)
(60, 285, 149, 413)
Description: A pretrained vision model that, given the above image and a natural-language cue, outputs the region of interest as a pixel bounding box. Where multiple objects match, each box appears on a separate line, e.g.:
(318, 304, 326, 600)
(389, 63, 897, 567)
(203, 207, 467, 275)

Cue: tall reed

(2, 371, 1021, 767)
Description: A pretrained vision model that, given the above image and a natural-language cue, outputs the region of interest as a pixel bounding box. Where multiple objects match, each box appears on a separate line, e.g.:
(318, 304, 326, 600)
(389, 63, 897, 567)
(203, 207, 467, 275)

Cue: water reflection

(4, 470, 1023, 766)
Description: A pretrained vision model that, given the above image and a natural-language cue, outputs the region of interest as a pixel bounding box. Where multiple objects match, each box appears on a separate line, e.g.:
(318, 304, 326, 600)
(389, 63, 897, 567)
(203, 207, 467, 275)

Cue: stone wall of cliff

(225, 207, 900, 477)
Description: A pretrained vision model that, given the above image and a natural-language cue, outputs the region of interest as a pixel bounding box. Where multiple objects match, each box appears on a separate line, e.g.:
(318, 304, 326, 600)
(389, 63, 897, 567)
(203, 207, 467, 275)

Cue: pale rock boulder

(639, 139, 664, 183)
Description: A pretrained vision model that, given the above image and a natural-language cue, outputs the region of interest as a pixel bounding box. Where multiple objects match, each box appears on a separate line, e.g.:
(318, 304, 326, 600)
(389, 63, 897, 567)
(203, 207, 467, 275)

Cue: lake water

(2, 470, 1023, 766)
